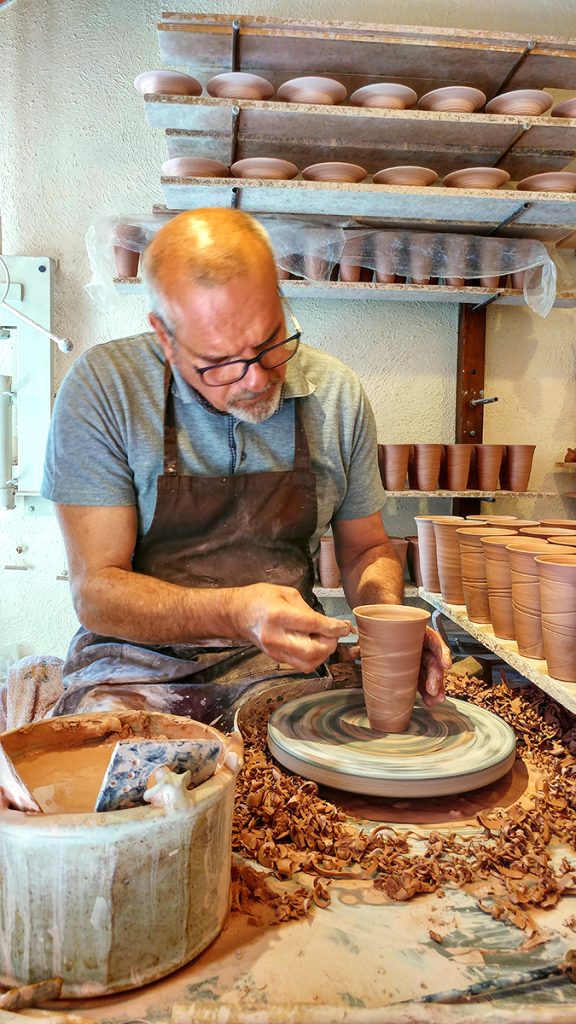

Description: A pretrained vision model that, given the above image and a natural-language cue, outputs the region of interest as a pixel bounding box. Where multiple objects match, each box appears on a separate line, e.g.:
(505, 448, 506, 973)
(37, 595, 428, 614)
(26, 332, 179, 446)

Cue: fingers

(417, 629, 448, 706)
(423, 625, 452, 670)
(242, 584, 351, 672)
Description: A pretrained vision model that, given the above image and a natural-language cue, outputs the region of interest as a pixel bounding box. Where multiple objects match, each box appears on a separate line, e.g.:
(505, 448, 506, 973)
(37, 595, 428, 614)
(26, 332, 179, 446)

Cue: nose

(243, 357, 270, 391)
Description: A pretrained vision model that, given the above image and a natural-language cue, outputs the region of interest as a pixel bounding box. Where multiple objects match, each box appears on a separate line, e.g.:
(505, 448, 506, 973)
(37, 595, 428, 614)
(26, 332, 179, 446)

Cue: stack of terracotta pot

(378, 443, 536, 491)
(415, 513, 576, 683)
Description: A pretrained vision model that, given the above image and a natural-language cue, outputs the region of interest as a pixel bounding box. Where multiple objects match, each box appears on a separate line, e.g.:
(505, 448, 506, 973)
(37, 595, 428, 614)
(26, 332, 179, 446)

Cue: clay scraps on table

(231, 669, 576, 935)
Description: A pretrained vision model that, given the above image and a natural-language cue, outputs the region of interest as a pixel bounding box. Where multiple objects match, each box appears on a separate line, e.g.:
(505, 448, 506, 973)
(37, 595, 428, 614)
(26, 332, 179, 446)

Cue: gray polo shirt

(41, 333, 385, 554)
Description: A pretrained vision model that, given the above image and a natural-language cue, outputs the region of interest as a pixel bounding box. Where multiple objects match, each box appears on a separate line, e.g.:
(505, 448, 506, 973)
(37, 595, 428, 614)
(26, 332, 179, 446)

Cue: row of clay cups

(379, 443, 536, 492)
(460, 532, 576, 683)
(319, 534, 420, 589)
(278, 263, 532, 289)
(414, 515, 576, 597)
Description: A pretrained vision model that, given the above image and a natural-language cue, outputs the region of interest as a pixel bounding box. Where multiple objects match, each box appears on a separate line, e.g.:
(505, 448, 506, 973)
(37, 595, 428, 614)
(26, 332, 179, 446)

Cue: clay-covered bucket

(0, 711, 242, 997)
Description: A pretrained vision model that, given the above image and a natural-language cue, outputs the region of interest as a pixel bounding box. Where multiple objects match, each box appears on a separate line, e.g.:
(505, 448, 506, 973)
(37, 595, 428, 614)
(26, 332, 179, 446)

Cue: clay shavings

(231, 671, 576, 934)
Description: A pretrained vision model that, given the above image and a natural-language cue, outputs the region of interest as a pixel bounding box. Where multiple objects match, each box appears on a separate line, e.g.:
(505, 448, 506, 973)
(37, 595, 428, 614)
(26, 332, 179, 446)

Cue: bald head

(142, 208, 277, 325)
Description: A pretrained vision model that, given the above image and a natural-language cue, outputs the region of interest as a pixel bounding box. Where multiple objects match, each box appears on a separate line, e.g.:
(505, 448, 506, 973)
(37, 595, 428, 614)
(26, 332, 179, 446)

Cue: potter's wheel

(267, 690, 516, 798)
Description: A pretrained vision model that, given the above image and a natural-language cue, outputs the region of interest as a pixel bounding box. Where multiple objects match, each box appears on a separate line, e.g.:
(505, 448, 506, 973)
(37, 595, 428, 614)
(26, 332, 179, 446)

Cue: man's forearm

(73, 567, 244, 644)
(339, 542, 404, 609)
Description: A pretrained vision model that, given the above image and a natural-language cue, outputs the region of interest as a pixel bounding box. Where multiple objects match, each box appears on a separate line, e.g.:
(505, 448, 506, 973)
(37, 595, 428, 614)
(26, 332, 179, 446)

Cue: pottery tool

(267, 690, 516, 798)
(0, 741, 42, 812)
(94, 737, 221, 812)
(422, 950, 576, 1003)
(0, 976, 62, 1010)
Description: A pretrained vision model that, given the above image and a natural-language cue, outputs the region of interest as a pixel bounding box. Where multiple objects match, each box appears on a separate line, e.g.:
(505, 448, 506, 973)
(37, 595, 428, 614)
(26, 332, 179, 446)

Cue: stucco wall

(0, 0, 575, 662)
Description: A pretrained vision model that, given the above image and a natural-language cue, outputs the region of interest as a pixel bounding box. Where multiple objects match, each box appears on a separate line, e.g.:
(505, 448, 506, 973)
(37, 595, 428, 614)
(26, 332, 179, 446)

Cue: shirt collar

(169, 345, 316, 413)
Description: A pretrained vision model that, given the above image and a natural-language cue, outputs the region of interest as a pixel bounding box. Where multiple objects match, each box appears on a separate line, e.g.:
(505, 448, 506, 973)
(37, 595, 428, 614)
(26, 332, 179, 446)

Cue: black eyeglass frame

(194, 330, 301, 387)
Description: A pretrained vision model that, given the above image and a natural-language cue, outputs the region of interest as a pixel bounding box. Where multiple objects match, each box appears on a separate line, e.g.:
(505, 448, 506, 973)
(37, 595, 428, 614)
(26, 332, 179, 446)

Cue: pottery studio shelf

(157, 14, 576, 97)
(315, 584, 418, 600)
(419, 587, 576, 715)
(113, 276, 576, 308)
(145, 95, 576, 182)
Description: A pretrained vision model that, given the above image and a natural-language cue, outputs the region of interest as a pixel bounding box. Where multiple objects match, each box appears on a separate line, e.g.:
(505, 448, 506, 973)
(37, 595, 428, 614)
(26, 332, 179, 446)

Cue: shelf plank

(382, 489, 556, 497)
(314, 585, 418, 600)
(159, 177, 576, 232)
(419, 587, 576, 714)
(554, 462, 576, 468)
(140, 97, 576, 178)
(156, 15, 576, 93)
(112, 276, 576, 309)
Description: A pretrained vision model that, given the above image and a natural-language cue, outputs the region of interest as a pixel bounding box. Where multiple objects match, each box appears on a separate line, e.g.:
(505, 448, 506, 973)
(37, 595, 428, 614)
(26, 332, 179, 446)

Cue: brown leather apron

(52, 362, 324, 724)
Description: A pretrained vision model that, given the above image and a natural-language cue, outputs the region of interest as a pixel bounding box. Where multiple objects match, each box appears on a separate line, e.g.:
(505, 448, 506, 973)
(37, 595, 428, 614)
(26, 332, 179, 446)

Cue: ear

(148, 312, 175, 363)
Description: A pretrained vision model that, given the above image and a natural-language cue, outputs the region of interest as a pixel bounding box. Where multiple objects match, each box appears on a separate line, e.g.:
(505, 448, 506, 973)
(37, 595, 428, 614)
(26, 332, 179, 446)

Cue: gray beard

(225, 382, 283, 423)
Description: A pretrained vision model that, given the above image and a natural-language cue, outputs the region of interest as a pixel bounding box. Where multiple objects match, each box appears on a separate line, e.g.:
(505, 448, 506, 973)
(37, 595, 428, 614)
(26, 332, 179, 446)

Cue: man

(42, 208, 450, 720)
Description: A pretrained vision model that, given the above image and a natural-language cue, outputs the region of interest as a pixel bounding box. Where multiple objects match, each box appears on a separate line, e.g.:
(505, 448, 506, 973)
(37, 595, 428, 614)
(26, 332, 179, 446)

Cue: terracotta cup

(318, 535, 341, 588)
(506, 539, 572, 659)
(481, 534, 522, 639)
(534, 554, 576, 682)
(112, 223, 145, 277)
(303, 254, 329, 281)
(499, 444, 536, 491)
(540, 519, 576, 531)
(519, 526, 576, 539)
(390, 537, 409, 573)
(433, 518, 470, 604)
(377, 443, 411, 490)
(414, 515, 465, 593)
(549, 535, 576, 548)
(474, 444, 505, 491)
(405, 535, 423, 586)
(413, 443, 444, 490)
(353, 604, 430, 732)
(466, 514, 518, 521)
(442, 443, 474, 490)
(456, 528, 516, 623)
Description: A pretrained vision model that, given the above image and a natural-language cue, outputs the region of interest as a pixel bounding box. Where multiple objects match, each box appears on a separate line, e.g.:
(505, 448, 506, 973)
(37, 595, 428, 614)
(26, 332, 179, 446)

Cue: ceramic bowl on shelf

(134, 70, 203, 96)
(551, 97, 576, 119)
(161, 157, 229, 177)
(276, 76, 347, 105)
(416, 86, 486, 113)
(349, 83, 418, 109)
(230, 157, 299, 180)
(206, 72, 274, 100)
(485, 89, 553, 116)
(373, 166, 438, 186)
(517, 171, 576, 193)
(302, 162, 367, 183)
(443, 167, 510, 189)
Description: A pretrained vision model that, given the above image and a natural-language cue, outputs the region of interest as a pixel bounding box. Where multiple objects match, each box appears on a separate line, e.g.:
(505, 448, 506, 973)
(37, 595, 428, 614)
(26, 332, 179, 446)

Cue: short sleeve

(333, 384, 385, 521)
(41, 352, 136, 507)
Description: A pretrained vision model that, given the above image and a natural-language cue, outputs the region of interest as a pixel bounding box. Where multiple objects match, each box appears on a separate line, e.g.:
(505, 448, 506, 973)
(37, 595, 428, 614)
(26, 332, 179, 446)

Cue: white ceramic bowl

(134, 70, 202, 96)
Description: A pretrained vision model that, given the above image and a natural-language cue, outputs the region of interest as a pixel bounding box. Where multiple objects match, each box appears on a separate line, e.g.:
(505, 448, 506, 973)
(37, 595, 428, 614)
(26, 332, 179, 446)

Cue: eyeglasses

(195, 330, 301, 387)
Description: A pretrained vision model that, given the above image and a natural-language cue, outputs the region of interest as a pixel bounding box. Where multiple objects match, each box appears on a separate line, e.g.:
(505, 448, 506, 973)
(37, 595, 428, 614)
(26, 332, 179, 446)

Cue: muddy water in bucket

(353, 605, 430, 732)
(0, 711, 242, 997)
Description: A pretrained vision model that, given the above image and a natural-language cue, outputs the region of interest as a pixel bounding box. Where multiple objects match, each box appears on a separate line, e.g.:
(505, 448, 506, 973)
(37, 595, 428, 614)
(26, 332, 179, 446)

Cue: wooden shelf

(383, 489, 557, 497)
(159, 177, 576, 235)
(419, 587, 576, 714)
(555, 461, 576, 468)
(157, 15, 576, 95)
(141, 96, 576, 179)
(315, 585, 419, 600)
(113, 276, 576, 309)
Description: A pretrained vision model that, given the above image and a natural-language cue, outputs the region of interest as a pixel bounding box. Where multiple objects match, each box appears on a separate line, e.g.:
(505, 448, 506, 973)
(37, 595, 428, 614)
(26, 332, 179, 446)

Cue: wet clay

(14, 741, 117, 813)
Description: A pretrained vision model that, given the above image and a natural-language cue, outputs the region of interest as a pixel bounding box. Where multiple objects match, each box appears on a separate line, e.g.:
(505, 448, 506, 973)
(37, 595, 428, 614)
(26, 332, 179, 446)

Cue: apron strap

(163, 360, 179, 475)
(163, 362, 312, 475)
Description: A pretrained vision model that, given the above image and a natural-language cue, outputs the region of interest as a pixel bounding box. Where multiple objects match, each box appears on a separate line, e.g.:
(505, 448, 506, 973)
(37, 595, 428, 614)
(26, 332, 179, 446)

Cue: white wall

(1, 0, 575, 661)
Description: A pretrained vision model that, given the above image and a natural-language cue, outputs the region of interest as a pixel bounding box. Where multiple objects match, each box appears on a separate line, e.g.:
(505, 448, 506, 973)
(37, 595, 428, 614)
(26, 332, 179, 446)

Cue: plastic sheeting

(86, 214, 558, 317)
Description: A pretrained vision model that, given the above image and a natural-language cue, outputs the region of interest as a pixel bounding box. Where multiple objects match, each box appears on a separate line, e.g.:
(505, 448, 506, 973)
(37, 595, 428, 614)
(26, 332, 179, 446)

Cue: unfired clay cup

(432, 518, 471, 604)
(506, 539, 572, 659)
(475, 444, 505, 491)
(353, 605, 430, 732)
(414, 515, 464, 593)
(318, 535, 340, 588)
(456, 527, 516, 623)
(443, 443, 474, 490)
(499, 444, 536, 491)
(481, 533, 521, 639)
(534, 554, 576, 681)
(413, 443, 444, 490)
(540, 519, 576, 531)
(405, 536, 423, 586)
(378, 443, 411, 490)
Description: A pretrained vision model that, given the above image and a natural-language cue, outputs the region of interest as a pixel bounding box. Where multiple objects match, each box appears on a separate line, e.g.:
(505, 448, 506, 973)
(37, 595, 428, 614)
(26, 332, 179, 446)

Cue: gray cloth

(41, 334, 385, 550)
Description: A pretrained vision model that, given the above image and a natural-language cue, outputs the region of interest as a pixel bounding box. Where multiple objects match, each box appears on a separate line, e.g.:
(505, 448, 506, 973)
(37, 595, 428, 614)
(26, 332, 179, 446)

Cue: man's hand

(235, 584, 351, 673)
(418, 625, 452, 706)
